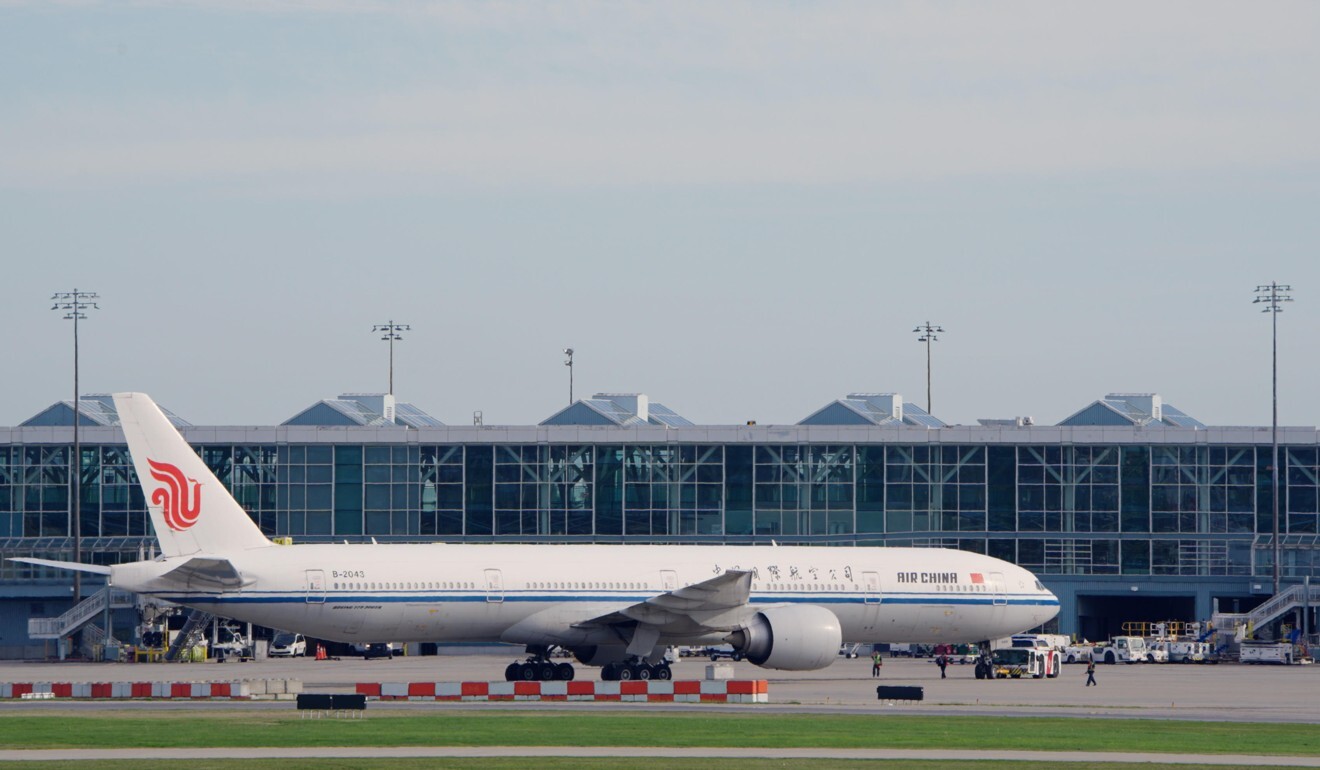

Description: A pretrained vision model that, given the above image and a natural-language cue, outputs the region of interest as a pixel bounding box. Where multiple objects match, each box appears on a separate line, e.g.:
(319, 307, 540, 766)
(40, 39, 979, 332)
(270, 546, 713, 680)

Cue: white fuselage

(111, 543, 1058, 647)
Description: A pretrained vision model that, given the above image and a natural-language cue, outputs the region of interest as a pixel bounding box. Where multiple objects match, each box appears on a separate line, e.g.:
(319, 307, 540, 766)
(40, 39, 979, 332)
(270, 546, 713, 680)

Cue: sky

(2, 1, 1318, 428)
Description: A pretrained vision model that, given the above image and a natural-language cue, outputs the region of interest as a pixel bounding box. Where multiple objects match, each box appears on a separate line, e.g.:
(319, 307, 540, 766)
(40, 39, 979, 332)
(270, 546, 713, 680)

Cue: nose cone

(1031, 578, 1061, 627)
(1038, 587, 1061, 626)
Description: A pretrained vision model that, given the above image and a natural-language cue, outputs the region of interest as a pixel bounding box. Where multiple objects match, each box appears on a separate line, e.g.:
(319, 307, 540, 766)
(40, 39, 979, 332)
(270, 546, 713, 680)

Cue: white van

(269, 632, 307, 657)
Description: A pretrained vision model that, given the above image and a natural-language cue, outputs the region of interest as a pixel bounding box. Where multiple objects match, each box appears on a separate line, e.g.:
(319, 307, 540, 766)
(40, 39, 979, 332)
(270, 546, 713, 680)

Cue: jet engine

(571, 644, 667, 666)
(727, 605, 842, 671)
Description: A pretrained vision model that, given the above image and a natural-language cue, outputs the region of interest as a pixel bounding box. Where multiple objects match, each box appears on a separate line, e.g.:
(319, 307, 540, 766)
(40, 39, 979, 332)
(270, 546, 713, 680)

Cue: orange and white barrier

(356, 679, 769, 703)
(0, 679, 304, 700)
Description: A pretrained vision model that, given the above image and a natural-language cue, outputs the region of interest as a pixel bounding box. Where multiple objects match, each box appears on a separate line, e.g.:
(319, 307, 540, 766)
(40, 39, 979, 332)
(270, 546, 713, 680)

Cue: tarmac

(1, 653, 1317, 723)
(3, 654, 1319, 766)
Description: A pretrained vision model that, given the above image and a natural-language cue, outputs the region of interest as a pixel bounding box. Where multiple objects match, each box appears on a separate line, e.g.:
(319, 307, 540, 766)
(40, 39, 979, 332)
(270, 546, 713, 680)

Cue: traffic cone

(315, 644, 327, 661)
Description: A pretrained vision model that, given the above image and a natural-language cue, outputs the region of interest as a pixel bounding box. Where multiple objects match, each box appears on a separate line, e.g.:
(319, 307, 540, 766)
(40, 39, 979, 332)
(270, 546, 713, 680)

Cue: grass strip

(0, 761, 1298, 770)
(1, 712, 1318, 757)
(0, 760, 1293, 766)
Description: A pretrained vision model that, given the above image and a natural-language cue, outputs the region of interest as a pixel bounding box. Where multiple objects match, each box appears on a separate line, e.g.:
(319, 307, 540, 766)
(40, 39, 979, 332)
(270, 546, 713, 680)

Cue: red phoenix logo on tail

(147, 458, 202, 531)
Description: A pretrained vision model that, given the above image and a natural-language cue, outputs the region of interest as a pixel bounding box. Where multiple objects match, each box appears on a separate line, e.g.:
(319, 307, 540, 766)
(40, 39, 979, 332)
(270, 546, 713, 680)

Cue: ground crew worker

(1085, 659, 1097, 686)
(871, 650, 883, 678)
(936, 653, 948, 678)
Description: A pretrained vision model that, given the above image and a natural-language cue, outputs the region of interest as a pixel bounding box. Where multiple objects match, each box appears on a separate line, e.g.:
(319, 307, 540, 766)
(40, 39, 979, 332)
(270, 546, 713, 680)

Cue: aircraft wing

(573, 569, 755, 636)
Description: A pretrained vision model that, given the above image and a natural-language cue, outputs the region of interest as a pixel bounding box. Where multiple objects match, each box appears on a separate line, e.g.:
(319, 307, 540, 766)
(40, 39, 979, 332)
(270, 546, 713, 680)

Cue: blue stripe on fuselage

(148, 591, 1060, 608)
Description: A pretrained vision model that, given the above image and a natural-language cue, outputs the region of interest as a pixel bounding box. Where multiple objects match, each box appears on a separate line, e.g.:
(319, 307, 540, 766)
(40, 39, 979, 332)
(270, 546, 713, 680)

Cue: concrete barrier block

(408, 682, 435, 698)
(266, 679, 286, 695)
(647, 681, 674, 695)
(355, 682, 381, 698)
(435, 682, 462, 699)
(540, 681, 568, 697)
(285, 680, 303, 694)
(705, 664, 734, 680)
(0, 684, 12, 699)
(699, 680, 727, 695)
(381, 682, 409, 698)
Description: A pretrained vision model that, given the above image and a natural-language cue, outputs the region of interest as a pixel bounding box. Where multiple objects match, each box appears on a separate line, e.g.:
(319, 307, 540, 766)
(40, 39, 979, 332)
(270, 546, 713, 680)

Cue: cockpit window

(1035, 581, 1046, 591)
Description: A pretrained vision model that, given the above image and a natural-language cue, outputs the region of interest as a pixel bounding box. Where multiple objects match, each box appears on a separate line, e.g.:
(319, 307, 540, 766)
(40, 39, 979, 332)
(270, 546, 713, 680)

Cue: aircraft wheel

(601, 663, 618, 681)
(520, 663, 538, 681)
(505, 663, 520, 681)
(618, 664, 635, 681)
(653, 664, 672, 681)
(635, 664, 651, 681)
(539, 662, 557, 680)
(556, 663, 575, 681)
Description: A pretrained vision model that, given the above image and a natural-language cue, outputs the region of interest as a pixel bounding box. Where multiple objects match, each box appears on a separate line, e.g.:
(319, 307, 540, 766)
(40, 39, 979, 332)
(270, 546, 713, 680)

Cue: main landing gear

(600, 658, 672, 681)
(505, 645, 575, 682)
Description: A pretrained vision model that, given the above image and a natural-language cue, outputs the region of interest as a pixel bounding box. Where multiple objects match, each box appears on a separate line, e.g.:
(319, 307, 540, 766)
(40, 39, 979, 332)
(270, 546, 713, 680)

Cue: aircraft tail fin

(113, 392, 271, 558)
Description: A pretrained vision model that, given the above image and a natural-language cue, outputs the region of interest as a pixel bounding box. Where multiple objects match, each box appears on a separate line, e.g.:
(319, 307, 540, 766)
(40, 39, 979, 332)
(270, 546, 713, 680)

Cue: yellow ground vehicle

(976, 647, 1061, 679)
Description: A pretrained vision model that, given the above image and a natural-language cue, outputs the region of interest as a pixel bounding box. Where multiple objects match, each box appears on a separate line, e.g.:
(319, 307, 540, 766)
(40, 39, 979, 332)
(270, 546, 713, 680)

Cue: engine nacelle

(572, 644, 667, 666)
(728, 605, 842, 671)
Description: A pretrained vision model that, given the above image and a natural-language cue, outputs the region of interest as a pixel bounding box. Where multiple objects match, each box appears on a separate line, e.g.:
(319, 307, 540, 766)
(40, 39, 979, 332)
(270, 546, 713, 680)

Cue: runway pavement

(2, 653, 1318, 723)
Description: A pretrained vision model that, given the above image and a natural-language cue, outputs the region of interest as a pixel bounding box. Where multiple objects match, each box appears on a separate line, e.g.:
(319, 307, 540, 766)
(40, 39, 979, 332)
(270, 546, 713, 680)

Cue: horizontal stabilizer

(158, 557, 247, 590)
(8, 557, 112, 576)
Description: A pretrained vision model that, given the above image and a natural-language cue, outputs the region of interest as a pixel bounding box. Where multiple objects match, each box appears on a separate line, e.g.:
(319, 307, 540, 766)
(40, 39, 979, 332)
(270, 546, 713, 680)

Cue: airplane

(15, 392, 1060, 681)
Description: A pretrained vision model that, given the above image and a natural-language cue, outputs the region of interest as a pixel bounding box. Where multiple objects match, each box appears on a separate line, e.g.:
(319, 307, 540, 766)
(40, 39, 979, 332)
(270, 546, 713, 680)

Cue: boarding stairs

(27, 587, 138, 640)
(78, 623, 124, 659)
(1211, 583, 1320, 645)
(165, 609, 215, 662)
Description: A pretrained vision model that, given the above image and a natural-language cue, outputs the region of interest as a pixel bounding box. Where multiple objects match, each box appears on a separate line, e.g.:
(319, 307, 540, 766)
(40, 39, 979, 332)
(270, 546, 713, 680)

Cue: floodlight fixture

(563, 348, 575, 404)
(1253, 282, 1293, 596)
(51, 289, 99, 604)
(912, 321, 944, 415)
(372, 320, 410, 395)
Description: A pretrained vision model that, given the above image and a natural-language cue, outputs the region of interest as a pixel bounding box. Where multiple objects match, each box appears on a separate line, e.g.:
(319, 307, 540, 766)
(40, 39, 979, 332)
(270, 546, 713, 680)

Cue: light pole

(563, 348, 574, 404)
(372, 321, 410, 395)
(51, 289, 99, 605)
(1254, 283, 1292, 595)
(912, 322, 944, 415)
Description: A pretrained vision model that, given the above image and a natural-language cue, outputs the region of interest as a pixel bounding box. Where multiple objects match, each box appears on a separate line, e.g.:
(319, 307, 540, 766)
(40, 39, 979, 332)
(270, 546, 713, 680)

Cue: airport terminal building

(3, 390, 1319, 657)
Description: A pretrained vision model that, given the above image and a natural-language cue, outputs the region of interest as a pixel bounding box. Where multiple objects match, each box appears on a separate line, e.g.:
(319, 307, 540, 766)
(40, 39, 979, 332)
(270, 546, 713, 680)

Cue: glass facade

(5, 431, 1320, 582)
